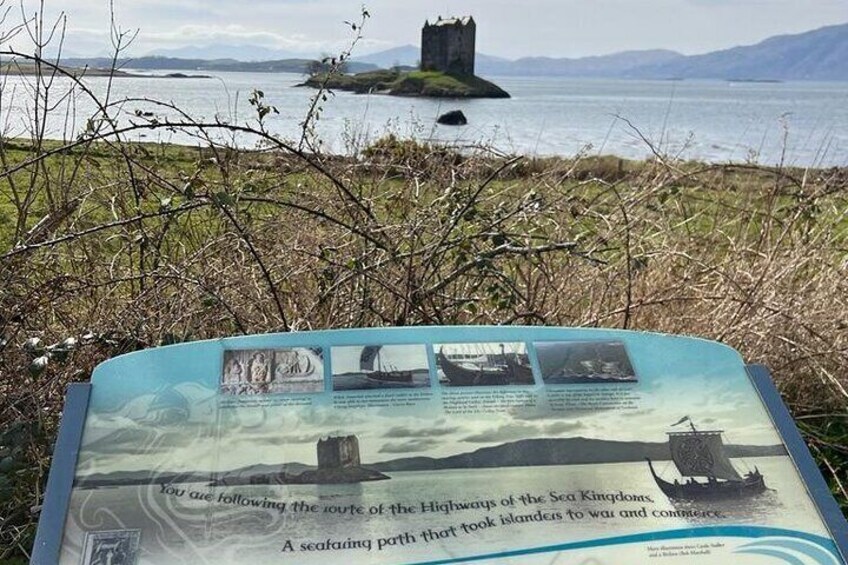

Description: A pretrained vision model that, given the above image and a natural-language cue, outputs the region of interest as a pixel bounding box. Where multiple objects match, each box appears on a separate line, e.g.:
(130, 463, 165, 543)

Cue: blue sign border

(747, 364, 848, 560)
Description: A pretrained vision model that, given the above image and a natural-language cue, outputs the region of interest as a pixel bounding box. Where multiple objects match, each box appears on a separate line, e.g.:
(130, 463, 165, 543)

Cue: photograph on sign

(535, 340, 638, 384)
(330, 344, 430, 390)
(222, 347, 324, 394)
(435, 342, 535, 386)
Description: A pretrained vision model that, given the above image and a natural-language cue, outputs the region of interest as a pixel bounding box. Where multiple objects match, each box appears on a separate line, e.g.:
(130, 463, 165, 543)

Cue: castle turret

(421, 16, 476, 76)
(317, 435, 361, 470)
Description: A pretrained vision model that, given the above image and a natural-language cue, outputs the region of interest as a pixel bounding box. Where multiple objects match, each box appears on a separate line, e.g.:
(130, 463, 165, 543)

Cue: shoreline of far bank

(1, 63, 211, 79)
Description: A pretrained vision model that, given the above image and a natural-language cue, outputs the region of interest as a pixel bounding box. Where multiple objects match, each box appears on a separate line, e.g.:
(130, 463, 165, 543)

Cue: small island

(211, 435, 389, 486)
(302, 69, 509, 98)
(302, 16, 509, 99)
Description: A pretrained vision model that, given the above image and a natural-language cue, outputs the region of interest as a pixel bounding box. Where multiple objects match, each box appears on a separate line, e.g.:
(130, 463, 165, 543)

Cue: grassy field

(0, 134, 846, 561)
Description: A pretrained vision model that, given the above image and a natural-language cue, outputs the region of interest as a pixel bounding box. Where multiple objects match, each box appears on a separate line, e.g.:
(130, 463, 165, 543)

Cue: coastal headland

(0, 62, 210, 79)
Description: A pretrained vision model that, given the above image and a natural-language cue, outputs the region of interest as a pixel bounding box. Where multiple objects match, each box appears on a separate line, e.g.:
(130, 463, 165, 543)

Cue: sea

(333, 369, 431, 390)
(59, 457, 832, 564)
(2, 71, 847, 166)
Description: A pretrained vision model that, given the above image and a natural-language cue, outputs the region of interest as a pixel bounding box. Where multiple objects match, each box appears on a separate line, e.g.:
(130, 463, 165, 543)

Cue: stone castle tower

(317, 435, 361, 469)
(421, 16, 476, 76)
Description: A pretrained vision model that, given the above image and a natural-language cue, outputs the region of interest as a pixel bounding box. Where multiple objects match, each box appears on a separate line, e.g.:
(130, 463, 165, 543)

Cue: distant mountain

(354, 45, 683, 76)
(63, 56, 236, 71)
(210, 462, 315, 479)
(355, 44, 509, 70)
(357, 24, 848, 81)
(629, 23, 848, 81)
(147, 44, 303, 62)
(477, 50, 684, 77)
(74, 436, 785, 488)
(60, 56, 378, 75)
(373, 437, 785, 472)
(75, 463, 315, 487)
(58, 23, 848, 81)
(355, 44, 419, 68)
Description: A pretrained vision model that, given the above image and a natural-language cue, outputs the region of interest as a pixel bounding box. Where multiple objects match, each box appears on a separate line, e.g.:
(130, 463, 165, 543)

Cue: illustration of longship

(647, 419, 766, 500)
(438, 344, 534, 386)
(360, 346, 413, 385)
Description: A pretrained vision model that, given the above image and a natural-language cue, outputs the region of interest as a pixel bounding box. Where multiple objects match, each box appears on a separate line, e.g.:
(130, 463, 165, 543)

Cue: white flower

(29, 355, 49, 375)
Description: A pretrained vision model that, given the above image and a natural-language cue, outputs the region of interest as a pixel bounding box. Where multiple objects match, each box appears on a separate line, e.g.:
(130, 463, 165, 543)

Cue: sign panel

(37, 327, 848, 564)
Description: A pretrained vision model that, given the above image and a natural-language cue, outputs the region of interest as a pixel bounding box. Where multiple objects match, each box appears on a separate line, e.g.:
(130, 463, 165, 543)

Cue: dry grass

(1, 135, 846, 560)
(0, 13, 846, 556)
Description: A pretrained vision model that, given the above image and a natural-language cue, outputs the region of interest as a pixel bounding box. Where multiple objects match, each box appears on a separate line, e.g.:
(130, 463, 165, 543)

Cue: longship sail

(360, 346, 382, 372)
(668, 431, 742, 481)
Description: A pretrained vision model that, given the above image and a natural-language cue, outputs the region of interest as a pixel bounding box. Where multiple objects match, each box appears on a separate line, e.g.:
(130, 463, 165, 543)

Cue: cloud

(544, 421, 584, 435)
(144, 25, 319, 50)
(79, 426, 211, 459)
(82, 428, 159, 454)
(252, 431, 325, 444)
(462, 422, 541, 443)
(512, 407, 604, 421)
(48, 18, 393, 59)
(383, 424, 459, 438)
(622, 408, 655, 418)
(279, 405, 369, 429)
(460, 420, 585, 443)
(80, 406, 218, 452)
(379, 438, 441, 453)
(12, 0, 848, 61)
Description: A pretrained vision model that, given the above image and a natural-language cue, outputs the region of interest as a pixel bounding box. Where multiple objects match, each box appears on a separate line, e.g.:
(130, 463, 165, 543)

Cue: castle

(317, 435, 361, 469)
(421, 16, 476, 76)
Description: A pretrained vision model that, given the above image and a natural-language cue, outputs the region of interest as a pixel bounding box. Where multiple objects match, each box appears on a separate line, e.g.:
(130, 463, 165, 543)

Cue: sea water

(2, 72, 847, 166)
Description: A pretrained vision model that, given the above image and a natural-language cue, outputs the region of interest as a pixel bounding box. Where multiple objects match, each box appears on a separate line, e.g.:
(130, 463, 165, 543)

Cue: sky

(75, 336, 785, 475)
(5, 0, 848, 60)
(76, 370, 783, 475)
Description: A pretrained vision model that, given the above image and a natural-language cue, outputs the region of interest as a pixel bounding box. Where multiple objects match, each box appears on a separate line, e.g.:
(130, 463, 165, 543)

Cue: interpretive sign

(32, 327, 848, 564)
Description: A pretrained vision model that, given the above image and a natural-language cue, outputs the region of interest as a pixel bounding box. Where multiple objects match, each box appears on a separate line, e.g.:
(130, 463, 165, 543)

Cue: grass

(303, 69, 510, 97)
(391, 71, 510, 97)
(304, 68, 402, 93)
(0, 135, 846, 561)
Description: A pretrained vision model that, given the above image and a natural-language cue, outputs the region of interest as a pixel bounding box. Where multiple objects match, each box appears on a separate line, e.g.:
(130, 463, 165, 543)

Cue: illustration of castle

(317, 435, 361, 469)
(421, 16, 476, 76)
